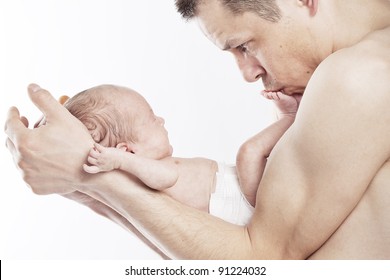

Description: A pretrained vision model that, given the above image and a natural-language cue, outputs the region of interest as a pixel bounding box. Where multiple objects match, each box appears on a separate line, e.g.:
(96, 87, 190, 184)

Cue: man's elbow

(246, 225, 308, 260)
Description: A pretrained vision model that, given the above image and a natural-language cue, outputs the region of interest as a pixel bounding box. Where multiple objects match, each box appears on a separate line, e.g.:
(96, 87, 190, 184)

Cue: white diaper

(209, 163, 254, 226)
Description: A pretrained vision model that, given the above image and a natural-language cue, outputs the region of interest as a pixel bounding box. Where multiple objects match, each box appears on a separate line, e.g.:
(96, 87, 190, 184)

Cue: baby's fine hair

(64, 85, 132, 147)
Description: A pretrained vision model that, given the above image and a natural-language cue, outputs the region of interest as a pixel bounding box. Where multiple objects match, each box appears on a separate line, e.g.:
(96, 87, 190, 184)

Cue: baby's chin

(168, 145, 174, 156)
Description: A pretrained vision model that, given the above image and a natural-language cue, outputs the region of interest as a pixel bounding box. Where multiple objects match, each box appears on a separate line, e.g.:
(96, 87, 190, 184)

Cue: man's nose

(236, 54, 265, 83)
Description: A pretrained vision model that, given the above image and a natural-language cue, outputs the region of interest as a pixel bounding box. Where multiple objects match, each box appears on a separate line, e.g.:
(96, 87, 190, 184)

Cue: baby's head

(64, 84, 173, 159)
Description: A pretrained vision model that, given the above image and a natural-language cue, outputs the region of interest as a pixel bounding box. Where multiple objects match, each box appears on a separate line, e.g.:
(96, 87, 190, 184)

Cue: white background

(0, 0, 273, 259)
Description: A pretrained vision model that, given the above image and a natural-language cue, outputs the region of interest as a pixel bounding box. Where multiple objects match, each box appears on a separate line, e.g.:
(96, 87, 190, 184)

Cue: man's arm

(5, 84, 95, 195)
(84, 143, 179, 190)
(6, 49, 390, 259)
(61, 191, 169, 259)
(4, 84, 269, 258)
(77, 51, 390, 259)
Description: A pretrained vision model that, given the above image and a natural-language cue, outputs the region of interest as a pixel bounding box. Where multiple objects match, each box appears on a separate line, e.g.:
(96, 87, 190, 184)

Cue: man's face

(196, 0, 320, 95)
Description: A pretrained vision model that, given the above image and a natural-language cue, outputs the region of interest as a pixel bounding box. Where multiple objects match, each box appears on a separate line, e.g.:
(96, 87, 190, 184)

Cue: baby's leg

(262, 91, 301, 118)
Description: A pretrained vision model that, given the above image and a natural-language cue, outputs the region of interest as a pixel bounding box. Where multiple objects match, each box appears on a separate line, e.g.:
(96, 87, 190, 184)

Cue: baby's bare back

(162, 157, 218, 212)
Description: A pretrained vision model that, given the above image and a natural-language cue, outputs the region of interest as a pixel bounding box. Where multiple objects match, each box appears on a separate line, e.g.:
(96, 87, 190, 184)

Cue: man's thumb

(27, 83, 67, 120)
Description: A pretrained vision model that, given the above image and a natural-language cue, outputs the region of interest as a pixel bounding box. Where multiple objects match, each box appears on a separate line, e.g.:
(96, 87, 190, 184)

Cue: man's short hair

(175, 0, 281, 22)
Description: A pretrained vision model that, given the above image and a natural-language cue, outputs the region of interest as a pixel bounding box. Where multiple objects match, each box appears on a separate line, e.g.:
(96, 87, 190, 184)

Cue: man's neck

(329, 0, 390, 52)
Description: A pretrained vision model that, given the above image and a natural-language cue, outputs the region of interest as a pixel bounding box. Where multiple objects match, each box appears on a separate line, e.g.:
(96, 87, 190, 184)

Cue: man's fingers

(27, 84, 70, 121)
(33, 115, 44, 128)
(32, 93, 69, 128)
(20, 116, 29, 128)
(5, 137, 16, 153)
(4, 107, 27, 143)
(4, 106, 20, 130)
(59, 95, 70, 105)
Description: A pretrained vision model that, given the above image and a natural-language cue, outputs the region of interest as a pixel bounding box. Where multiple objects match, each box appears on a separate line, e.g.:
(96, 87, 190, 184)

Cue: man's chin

(282, 87, 306, 96)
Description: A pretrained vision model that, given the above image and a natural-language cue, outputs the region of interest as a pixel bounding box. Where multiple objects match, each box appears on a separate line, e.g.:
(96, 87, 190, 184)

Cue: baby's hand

(83, 143, 122, 173)
(262, 91, 302, 118)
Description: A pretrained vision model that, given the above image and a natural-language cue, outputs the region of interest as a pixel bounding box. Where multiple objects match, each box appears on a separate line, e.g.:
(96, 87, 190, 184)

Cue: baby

(63, 84, 298, 225)
(236, 91, 300, 206)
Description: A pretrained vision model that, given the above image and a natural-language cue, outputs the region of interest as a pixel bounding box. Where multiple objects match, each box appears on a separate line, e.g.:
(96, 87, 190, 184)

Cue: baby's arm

(236, 92, 300, 206)
(84, 143, 179, 190)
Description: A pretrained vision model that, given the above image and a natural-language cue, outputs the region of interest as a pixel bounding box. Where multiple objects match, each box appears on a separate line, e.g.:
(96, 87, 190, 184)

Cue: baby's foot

(262, 91, 301, 118)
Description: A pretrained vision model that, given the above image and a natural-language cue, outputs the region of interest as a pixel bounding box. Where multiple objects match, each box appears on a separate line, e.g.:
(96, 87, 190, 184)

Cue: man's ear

(116, 142, 136, 153)
(297, 0, 319, 16)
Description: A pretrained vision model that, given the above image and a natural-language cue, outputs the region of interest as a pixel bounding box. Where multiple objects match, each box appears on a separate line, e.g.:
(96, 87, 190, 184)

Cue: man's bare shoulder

(348, 26, 390, 72)
(306, 27, 390, 105)
(290, 26, 390, 172)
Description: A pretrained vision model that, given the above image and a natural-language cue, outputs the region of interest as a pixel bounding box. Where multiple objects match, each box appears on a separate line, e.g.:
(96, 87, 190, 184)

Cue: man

(5, 0, 390, 259)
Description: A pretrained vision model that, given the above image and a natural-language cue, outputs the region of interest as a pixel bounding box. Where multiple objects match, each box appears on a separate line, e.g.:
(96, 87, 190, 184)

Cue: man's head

(176, 0, 282, 23)
(64, 85, 173, 159)
(176, 0, 325, 95)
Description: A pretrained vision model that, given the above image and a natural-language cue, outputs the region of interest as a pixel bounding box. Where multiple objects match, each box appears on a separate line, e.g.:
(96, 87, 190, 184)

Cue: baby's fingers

(93, 142, 105, 152)
(261, 90, 283, 100)
(83, 164, 101, 174)
(87, 155, 98, 166)
(89, 147, 101, 159)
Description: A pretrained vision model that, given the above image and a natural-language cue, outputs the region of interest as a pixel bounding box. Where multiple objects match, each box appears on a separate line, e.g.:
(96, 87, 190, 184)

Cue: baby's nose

(158, 116, 165, 125)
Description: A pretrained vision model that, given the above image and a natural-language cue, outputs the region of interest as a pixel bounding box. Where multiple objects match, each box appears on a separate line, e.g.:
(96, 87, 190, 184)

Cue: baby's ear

(116, 142, 135, 153)
(58, 95, 70, 105)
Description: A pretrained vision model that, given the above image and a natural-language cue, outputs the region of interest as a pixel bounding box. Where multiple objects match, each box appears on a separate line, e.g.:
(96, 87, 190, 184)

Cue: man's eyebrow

(221, 38, 239, 51)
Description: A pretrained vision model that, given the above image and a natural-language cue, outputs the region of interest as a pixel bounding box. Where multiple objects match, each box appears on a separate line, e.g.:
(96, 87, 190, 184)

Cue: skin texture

(80, 87, 297, 208)
(236, 92, 299, 206)
(4, 0, 390, 259)
(66, 86, 218, 212)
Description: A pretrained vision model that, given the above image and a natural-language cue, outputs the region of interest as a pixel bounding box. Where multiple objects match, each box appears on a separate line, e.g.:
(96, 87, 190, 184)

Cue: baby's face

(133, 107, 173, 159)
(122, 90, 173, 159)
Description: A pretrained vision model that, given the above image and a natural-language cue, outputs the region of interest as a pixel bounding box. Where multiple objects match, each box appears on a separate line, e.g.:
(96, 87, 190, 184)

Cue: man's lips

(263, 88, 305, 96)
(262, 89, 284, 94)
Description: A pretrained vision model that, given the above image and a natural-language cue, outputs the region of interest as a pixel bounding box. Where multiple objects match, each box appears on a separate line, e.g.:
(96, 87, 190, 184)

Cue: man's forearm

(62, 191, 169, 259)
(76, 171, 259, 259)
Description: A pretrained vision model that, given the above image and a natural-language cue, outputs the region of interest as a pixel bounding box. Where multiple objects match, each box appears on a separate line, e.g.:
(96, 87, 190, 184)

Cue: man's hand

(4, 84, 95, 195)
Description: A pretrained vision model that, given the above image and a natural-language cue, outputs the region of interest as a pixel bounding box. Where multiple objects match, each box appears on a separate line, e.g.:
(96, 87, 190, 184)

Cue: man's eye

(237, 43, 248, 53)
